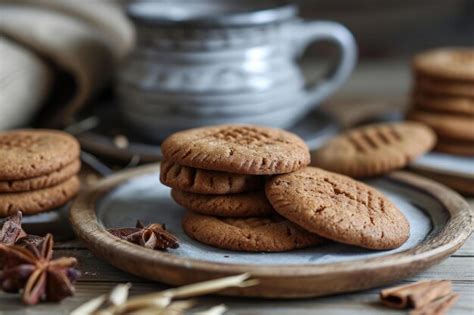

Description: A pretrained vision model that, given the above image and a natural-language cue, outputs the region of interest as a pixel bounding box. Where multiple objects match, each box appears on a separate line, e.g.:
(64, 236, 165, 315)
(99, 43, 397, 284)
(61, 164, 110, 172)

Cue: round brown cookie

(311, 122, 436, 177)
(161, 124, 310, 175)
(414, 74, 474, 97)
(413, 92, 474, 115)
(413, 48, 474, 81)
(434, 140, 474, 157)
(0, 129, 80, 180)
(265, 167, 410, 250)
(160, 160, 264, 194)
(182, 211, 325, 252)
(407, 109, 474, 141)
(0, 176, 80, 217)
(0, 159, 81, 193)
(171, 189, 273, 217)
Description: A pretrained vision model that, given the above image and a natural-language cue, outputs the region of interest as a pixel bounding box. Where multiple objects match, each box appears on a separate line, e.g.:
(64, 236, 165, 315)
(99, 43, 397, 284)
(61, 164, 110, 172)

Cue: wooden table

(1, 61, 473, 314)
(0, 226, 472, 314)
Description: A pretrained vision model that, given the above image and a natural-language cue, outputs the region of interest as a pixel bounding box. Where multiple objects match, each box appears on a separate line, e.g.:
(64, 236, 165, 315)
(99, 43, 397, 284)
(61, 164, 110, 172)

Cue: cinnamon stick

(409, 292, 459, 315)
(380, 280, 453, 309)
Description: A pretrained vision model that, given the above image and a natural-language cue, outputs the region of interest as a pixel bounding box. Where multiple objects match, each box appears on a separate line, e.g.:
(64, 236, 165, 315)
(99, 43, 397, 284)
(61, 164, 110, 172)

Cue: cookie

(413, 92, 474, 115)
(413, 48, 474, 82)
(311, 122, 436, 177)
(182, 211, 325, 252)
(161, 124, 310, 175)
(265, 167, 410, 250)
(407, 109, 474, 141)
(0, 159, 81, 193)
(160, 160, 264, 194)
(0, 176, 80, 217)
(434, 140, 474, 156)
(171, 189, 274, 217)
(0, 129, 80, 180)
(415, 74, 474, 98)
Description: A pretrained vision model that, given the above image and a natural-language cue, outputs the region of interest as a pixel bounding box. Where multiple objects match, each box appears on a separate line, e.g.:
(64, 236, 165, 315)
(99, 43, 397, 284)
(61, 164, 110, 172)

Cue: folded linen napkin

(0, 0, 134, 129)
(0, 37, 53, 129)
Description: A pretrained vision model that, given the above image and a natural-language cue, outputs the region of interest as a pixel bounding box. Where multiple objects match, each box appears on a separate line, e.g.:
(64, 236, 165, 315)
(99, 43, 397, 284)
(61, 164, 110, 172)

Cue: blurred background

(116, 0, 474, 58)
(298, 0, 473, 58)
(0, 0, 473, 164)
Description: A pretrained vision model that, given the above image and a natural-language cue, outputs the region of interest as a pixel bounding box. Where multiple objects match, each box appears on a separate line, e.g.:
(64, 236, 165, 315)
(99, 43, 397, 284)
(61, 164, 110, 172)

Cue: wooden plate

(69, 164, 473, 298)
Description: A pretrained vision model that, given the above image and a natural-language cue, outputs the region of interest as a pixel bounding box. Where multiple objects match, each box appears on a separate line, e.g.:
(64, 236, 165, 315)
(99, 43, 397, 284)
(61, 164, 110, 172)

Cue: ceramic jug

(118, 0, 357, 141)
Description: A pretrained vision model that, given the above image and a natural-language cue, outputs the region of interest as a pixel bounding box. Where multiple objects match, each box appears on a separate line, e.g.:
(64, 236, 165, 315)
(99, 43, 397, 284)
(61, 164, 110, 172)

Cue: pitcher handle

(293, 20, 357, 109)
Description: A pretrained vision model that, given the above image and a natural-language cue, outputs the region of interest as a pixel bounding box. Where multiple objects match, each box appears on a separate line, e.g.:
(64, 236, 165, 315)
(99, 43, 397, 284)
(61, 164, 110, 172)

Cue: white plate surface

(96, 172, 442, 266)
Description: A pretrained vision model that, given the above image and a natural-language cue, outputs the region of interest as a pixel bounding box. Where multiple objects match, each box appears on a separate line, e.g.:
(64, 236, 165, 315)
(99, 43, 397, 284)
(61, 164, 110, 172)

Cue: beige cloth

(1, 0, 135, 60)
(0, 37, 53, 129)
(0, 0, 135, 128)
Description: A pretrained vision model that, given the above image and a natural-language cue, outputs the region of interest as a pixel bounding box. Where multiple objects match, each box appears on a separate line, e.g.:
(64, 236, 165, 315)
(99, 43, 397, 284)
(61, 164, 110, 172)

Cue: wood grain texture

(68, 164, 473, 298)
(0, 238, 473, 314)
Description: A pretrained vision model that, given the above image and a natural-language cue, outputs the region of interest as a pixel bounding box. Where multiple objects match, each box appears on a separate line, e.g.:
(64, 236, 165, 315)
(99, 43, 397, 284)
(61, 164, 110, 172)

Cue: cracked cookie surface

(0, 176, 80, 216)
(160, 160, 264, 194)
(171, 189, 273, 217)
(312, 122, 436, 177)
(182, 211, 325, 252)
(0, 129, 80, 180)
(265, 167, 410, 250)
(161, 124, 310, 175)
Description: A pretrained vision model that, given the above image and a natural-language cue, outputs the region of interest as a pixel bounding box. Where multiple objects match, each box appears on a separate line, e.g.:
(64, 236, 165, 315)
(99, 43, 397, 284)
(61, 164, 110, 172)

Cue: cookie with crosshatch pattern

(182, 211, 325, 252)
(311, 122, 436, 177)
(161, 124, 310, 175)
(265, 167, 410, 250)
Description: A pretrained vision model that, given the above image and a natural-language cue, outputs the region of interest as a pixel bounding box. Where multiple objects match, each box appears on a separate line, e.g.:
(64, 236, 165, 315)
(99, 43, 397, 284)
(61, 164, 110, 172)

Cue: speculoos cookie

(171, 189, 274, 217)
(0, 160, 81, 193)
(407, 109, 474, 141)
(434, 139, 474, 156)
(182, 211, 325, 252)
(160, 160, 264, 194)
(0, 129, 80, 180)
(312, 122, 436, 177)
(413, 92, 474, 115)
(265, 167, 410, 250)
(161, 124, 310, 175)
(413, 48, 474, 82)
(0, 176, 80, 216)
(414, 74, 474, 98)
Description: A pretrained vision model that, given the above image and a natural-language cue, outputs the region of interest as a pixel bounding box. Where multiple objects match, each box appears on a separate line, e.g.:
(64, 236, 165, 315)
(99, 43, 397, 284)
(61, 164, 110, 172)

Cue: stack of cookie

(160, 125, 323, 252)
(161, 124, 410, 252)
(0, 129, 81, 217)
(407, 48, 474, 156)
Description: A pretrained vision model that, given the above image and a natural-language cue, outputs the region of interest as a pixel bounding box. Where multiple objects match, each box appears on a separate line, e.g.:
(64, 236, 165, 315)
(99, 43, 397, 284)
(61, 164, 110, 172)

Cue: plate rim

(69, 164, 473, 297)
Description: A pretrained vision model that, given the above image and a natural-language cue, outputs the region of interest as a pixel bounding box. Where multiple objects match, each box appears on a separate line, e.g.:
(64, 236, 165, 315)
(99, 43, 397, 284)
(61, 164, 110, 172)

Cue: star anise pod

(0, 233, 81, 305)
(108, 220, 179, 250)
(0, 211, 27, 246)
